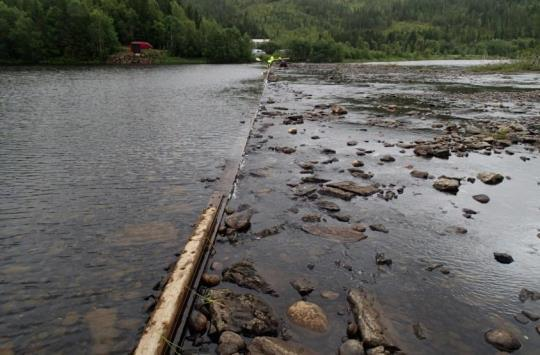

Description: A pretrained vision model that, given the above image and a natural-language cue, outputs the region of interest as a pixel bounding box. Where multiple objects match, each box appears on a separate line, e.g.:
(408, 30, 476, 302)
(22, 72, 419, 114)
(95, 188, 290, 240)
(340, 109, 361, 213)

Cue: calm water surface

(0, 65, 263, 353)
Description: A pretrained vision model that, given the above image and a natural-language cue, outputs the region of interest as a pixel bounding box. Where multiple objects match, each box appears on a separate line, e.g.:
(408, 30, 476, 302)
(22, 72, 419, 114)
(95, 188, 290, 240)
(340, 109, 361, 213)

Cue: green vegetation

(1, 0, 540, 64)
(186, 0, 540, 63)
(470, 56, 540, 73)
(0, 0, 252, 64)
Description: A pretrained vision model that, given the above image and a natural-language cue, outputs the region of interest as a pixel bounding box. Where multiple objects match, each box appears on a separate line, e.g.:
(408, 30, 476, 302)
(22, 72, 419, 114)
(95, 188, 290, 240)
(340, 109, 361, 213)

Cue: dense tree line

(186, 0, 540, 61)
(0, 0, 252, 63)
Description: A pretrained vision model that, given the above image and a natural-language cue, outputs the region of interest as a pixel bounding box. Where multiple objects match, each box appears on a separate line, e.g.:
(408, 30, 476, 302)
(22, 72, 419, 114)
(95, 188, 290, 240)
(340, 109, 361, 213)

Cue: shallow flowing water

(0, 64, 263, 354)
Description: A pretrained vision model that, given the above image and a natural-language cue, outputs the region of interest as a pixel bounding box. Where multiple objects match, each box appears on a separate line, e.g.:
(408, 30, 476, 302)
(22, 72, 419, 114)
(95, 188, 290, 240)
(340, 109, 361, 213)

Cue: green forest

(1, 0, 540, 64)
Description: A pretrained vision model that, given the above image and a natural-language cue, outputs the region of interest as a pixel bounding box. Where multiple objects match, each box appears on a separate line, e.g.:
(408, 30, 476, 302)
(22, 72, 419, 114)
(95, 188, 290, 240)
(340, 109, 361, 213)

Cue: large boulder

(287, 301, 329, 333)
(207, 288, 279, 337)
(484, 328, 521, 352)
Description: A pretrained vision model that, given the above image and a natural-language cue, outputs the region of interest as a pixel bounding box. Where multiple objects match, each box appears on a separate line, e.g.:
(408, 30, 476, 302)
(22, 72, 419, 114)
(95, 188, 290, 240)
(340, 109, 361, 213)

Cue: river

(0, 64, 263, 354)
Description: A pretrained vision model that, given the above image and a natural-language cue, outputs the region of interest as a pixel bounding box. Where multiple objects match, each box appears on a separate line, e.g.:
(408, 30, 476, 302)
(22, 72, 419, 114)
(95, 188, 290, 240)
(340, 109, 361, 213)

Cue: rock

(224, 210, 253, 232)
(514, 313, 529, 324)
(321, 148, 336, 155)
(316, 200, 340, 212)
(380, 155, 395, 162)
(293, 185, 317, 197)
(519, 288, 540, 302)
(410, 170, 429, 179)
(302, 214, 321, 223)
(433, 177, 460, 194)
(348, 168, 374, 179)
(370, 224, 389, 233)
(477, 172, 504, 185)
(366, 346, 389, 355)
(413, 145, 434, 157)
(445, 226, 468, 234)
(331, 213, 350, 222)
(207, 289, 279, 337)
(347, 141, 358, 146)
(301, 225, 367, 242)
(537, 325, 540, 335)
(351, 160, 364, 167)
(473, 194, 490, 204)
(222, 261, 277, 296)
(412, 322, 426, 340)
(218, 331, 246, 355)
(321, 290, 339, 300)
(494, 252, 514, 264)
(248, 337, 318, 355)
(522, 310, 540, 321)
(339, 339, 364, 355)
(375, 253, 392, 266)
(352, 223, 367, 232)
(347, 289, 395, 349)
(432, 147, 450, 159)
(319, 186, 354, 201)
(326, 181, 380, 196)
(484, 328, 521, 352)
(287, 301, 329, 332)
(288, 128, 298, 134)
(188, 310, 208, 334)
(290, 278, 315, 296)
(302, 175, 331, 184)
(347, 321, 359, 338)
(201, 273, 221, 287)
(331, 104, 348, 115)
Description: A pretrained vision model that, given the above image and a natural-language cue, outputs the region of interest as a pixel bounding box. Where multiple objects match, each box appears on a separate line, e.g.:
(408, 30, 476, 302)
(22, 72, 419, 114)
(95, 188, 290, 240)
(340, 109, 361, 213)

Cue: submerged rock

(207, 288, 279, 337)
(287, 301, 329, 333)
(248, 336, 318, 355)
(319, 186, 354, 201)
(519, 288, 540, 302)
(484, 328, 521, 352)
(301, 213, 321, 223)
(347, 288, 395, 349)
(316, 200, 341, 212)
(477, 172, 504, 185)
(380, 155, 395, 162)
(218, 331, 246, 355)
(301, 225, 367, 242)
(370, 224, 389, 233)
(224, 210, 253, 232)
(410, 170, 429, 179)
(222, 260, 277, 296)
(290, 277, 315, 296)
(339, 339, 364, 355)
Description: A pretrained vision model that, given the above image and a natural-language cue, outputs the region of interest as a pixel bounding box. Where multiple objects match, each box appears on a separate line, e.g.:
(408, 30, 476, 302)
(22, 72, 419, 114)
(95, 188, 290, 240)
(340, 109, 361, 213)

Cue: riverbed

(0, 64, 264, 354)
(183, 62, 540, 354)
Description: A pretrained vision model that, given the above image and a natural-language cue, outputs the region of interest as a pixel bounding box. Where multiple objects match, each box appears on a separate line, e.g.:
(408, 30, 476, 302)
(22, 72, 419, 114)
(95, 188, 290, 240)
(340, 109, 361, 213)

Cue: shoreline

(174, 63, 540, 354)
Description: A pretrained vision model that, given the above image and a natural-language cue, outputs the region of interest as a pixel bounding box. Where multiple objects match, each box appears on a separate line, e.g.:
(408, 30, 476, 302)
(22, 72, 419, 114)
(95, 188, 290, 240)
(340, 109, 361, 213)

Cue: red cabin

(130, 41, 153, 53)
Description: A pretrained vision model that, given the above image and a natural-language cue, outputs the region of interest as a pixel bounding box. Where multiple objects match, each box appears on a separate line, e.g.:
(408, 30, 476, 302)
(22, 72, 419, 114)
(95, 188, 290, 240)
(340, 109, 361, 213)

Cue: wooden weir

(134, 68, 271, 355)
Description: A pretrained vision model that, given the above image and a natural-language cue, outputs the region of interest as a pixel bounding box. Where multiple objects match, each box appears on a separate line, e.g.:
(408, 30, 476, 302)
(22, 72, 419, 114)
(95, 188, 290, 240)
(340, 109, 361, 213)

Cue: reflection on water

(0, 64, 263, 353)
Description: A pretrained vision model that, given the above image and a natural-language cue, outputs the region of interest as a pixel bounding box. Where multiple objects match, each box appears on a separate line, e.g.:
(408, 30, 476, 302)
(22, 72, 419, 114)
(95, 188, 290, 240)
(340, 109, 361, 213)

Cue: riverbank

(177, 63, 540, 354)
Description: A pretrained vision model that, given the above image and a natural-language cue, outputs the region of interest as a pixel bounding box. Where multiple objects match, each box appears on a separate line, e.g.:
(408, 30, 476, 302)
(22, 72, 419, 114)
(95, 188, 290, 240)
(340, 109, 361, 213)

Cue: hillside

(1, 0, 539, 63)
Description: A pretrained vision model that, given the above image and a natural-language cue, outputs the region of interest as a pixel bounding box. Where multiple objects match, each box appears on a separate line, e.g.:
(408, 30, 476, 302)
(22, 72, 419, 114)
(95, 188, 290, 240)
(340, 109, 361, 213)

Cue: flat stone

(320, 290, 339, 300)
(290, 277, 315, 296)
(339, 339, 364, 355)
(318, 186, 354, 201)
(478, 172, 504, 185)
(301, 214, 321, 223)
(293, 185, 318, 197)
(410, 170, 429, 179)
(302, 225, 367, 242)
(287, 301, 329, 332)
(347, 289, 395, 349)
(326, 181, 380, 196)
(494, 252, 514, 264)
(207, 289, 279, 337)
(519, 288, 540, 302)
(302, 175, 331, 184)
(484, 328, 521, 352)
(522, 310, 540, 321)
(514, 313, 529, 324)
(433, 177, 460, 194)
(248, 337, 318, 355)
(316, 200, 340, 212)
(370, 224, 389, 233)
(473, 194, 490, 203)
(222, 261, 277, 296)
(218, 331, 246, 355)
